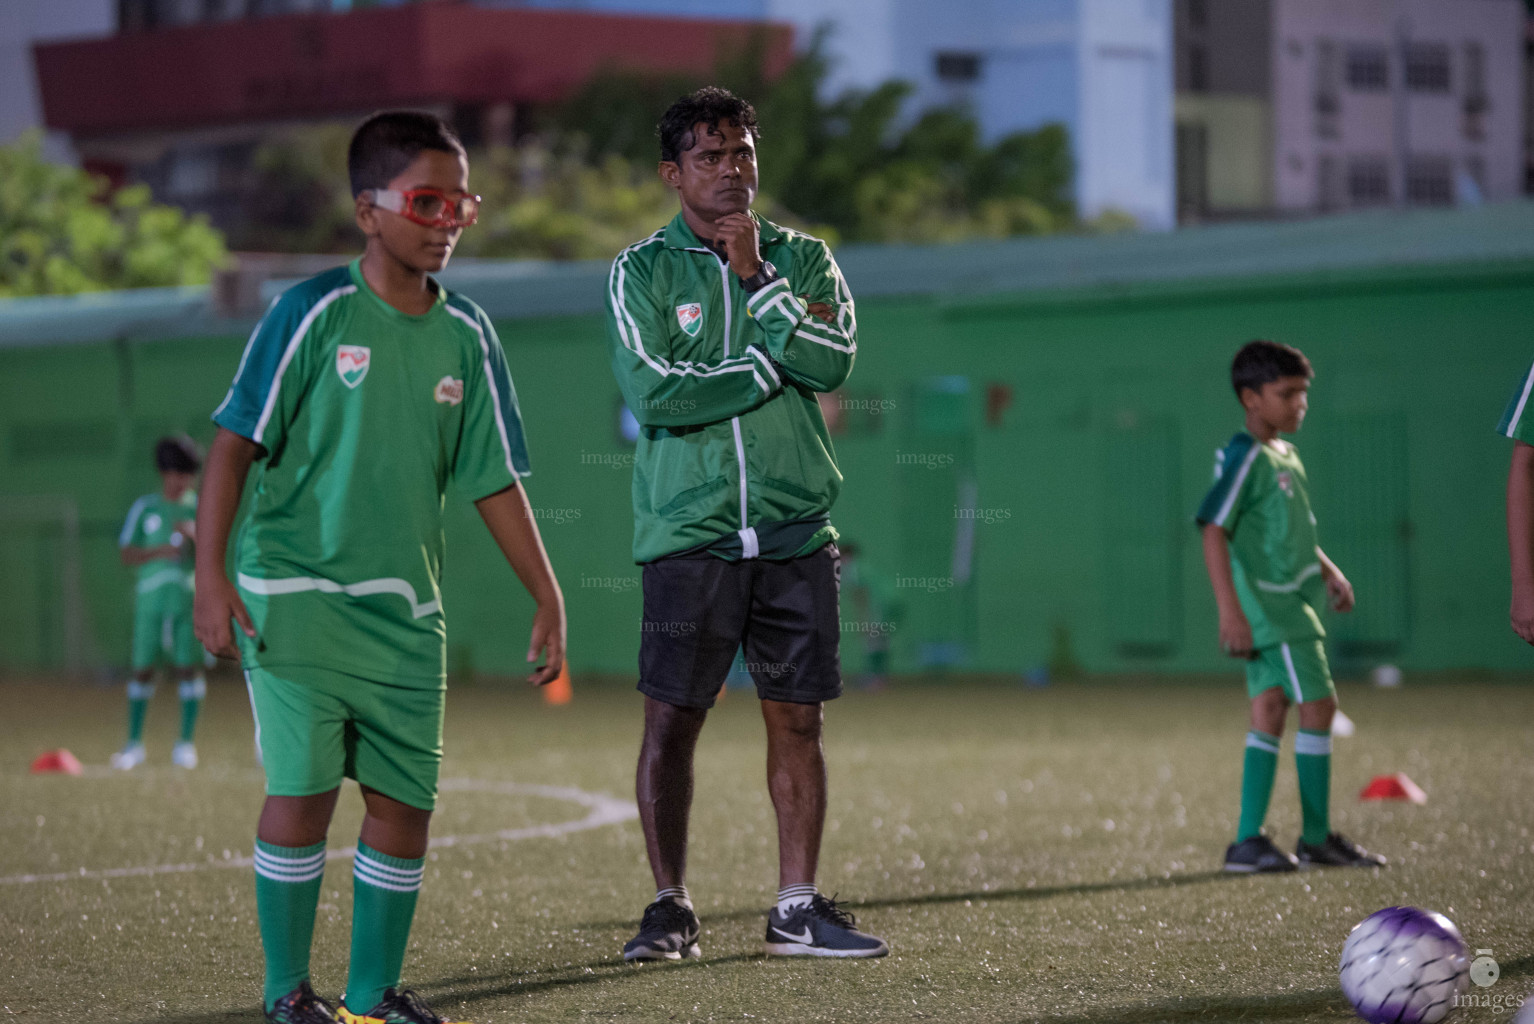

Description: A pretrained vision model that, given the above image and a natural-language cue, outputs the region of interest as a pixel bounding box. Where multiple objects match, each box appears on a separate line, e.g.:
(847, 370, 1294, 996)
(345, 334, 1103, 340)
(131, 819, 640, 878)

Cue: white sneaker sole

(624, 941, 701, 962)
(763, 940, 888, 958)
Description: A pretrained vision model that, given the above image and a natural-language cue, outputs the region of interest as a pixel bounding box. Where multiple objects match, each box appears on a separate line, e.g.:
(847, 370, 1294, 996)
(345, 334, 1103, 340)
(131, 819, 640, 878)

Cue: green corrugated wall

(2, 259, 1531, 676)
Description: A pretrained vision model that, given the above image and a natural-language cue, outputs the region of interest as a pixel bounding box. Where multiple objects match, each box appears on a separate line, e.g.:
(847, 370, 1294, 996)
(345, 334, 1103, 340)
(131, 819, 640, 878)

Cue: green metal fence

(3, 204, 1532, 676)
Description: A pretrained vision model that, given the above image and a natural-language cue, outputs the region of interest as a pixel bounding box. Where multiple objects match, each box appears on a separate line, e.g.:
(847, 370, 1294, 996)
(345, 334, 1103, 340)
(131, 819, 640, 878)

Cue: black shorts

(638, 544, 842, 709)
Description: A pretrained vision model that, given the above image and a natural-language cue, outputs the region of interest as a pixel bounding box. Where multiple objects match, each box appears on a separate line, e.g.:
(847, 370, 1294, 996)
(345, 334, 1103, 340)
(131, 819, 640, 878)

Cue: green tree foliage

(0, 133, 228, 298)
(561, 34, 1079, 244)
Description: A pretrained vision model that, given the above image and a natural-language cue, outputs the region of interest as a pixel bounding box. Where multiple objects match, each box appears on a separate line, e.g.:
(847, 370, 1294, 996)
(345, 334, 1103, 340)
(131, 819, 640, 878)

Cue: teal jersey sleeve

(1497, 360, 1534, 443)
(212, 267, 355, 453)
(1196, 433, 1264, 530)
(119, 495, 152, 548)
(446, 300, 532, 501)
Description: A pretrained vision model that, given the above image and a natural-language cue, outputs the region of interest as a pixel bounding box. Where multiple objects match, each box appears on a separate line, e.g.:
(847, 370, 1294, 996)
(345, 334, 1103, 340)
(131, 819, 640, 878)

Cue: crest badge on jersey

(434, 376, 464, 406)
(1277, 470, 1294, 497)
(676, 303, 703, 338)
(336, 345, 371, 389)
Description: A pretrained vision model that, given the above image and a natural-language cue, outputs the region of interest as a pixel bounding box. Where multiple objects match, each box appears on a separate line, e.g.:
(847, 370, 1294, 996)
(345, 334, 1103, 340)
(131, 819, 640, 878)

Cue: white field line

(0, 777, 637, 886)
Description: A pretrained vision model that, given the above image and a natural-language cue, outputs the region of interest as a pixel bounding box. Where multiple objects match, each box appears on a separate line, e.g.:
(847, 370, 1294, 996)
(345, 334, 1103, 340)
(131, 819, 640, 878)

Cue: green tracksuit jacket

(605, 211, 857, 564)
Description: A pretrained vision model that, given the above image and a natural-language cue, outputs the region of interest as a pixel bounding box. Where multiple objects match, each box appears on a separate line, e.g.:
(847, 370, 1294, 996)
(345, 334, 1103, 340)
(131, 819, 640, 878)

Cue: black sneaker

(622, 899, 701, 961)
(337, 987, 465, 1023)
(1296, 832, 1386, 868)
(1223, 833, 1299, 873)
(267, 981, 340, 1024)
(763, 894, 888, 958)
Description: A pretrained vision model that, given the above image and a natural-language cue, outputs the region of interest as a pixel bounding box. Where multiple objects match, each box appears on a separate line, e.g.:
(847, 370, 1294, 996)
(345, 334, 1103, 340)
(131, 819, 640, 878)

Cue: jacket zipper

(692, 248, 758, 559)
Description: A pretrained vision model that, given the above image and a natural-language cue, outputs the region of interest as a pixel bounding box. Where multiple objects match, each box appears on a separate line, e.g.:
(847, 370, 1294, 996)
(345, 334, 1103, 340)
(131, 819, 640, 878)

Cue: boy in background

(114, 435, 206, 769)
(196, 111, 565, 1024)
(1196, 340, 1385, 874)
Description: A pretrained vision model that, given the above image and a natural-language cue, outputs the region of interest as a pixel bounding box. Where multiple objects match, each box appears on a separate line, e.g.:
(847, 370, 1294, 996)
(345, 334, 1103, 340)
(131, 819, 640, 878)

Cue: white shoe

(110, 743, 146, 770)
(171, 741, 198, 769)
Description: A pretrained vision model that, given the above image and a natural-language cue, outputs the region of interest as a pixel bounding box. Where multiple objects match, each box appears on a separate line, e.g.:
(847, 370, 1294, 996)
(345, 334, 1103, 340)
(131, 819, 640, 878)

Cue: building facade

(1175, 0, 1525, 221)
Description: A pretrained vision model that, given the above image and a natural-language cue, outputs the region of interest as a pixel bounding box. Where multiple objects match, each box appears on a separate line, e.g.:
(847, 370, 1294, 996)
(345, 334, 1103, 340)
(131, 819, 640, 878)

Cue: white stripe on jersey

(445, 304, 523, 483)
(1505, 363, 1534, 438)
(237, 572, 439, 619)
(252, 285, 357, 444)
(1212, 443, 1262, 527)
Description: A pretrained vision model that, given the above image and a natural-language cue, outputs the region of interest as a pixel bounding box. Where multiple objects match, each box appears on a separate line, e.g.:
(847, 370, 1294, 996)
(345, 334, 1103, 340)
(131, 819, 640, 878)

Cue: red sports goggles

(367, 187, 481, 228)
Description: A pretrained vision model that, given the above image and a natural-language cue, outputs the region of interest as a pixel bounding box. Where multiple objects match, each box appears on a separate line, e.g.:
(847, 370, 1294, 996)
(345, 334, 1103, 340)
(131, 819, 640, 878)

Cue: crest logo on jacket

(336, 346, 371, 388)
(676, 303, 703, 338)
(434, 376, 464, 406)
(1277, 470, 1294, 497)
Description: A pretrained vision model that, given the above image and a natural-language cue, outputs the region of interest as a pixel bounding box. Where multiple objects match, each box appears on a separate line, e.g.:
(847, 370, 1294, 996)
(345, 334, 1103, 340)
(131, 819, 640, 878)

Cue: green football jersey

(212, 260, 531, 688)
(1497, 359, 1534, 443)
(119, 490, 197, 594)
(1195, 431, 1325, 648)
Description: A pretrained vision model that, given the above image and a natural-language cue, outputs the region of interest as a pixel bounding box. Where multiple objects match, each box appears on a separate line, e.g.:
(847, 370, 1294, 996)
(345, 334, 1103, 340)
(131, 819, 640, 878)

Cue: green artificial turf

(1, 675, 1530, 1023)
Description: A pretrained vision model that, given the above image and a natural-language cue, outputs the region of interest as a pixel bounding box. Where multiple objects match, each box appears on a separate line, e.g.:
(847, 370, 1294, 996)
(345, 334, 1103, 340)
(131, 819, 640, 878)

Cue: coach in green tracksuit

(606, 87, 886, 962)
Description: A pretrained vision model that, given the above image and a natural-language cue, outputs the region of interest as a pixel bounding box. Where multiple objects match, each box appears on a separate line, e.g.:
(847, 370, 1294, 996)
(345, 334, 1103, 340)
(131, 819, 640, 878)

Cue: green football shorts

(1245, 639, 1336, 704)
(131, 582, 201, 670)
(245, 665, 445, 810)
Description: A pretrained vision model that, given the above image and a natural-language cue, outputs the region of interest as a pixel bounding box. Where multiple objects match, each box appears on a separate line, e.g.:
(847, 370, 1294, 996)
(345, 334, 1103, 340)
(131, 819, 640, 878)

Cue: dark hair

(347, 111, 465, 197)
(154, 435, 202, 475)
(1231, 339, 1313, 397)
(658, 86, 761, 164)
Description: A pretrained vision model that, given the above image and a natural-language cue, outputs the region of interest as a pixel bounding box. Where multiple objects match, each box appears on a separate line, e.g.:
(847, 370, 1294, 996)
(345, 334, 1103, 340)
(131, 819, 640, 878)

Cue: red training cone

(542, 664, 572, 706)
(30, 749, 84, 775)
(1359, 772, 1427, 804)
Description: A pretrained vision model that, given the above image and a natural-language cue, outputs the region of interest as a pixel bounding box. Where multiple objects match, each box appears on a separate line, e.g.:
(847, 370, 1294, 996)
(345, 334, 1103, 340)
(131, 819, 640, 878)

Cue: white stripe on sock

(1294, 731, 1333, 756)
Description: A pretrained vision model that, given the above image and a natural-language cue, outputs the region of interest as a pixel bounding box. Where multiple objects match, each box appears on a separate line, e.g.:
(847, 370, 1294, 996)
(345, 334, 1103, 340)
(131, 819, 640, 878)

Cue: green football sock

(1295, 728, 1333, 846)
(254, 839, 328, 1012)
(126, 680, 155, 744)
(177, 676, 206, 743)
(1236, 730, 1280, 842)
(345, 841, 425, 1013)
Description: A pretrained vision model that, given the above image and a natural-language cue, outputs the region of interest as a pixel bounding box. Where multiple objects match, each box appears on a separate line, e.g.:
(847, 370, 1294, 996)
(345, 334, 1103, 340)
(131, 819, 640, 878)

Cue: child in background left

(114, 435, 207, 770)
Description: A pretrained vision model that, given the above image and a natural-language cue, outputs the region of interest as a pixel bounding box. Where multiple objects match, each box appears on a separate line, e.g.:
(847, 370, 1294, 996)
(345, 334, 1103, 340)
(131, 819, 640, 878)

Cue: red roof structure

(33, 4, 794, 136)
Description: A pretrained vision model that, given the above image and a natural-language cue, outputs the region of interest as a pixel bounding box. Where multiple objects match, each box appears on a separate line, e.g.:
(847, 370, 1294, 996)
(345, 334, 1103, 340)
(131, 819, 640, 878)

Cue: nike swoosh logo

(772, 925, 814, 944)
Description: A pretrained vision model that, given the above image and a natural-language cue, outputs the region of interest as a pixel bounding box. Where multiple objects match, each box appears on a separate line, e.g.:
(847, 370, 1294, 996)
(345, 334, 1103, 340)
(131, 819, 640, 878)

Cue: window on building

(1463, 41, 1489, 141)
(935, 52, 982, 83)
(1405, 42, 1450, 93)
(1347, 156, 1391, 206)
(1315, 40, 1341, 138)
(1406, 154, 1453, 205)
(1346, 44, 1389, 91)
(1189, 44, 1209, 92)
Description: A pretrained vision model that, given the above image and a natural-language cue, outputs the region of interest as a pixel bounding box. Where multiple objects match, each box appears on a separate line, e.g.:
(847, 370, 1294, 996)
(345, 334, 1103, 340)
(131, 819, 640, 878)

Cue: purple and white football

(1340, 907, 1470, 1024)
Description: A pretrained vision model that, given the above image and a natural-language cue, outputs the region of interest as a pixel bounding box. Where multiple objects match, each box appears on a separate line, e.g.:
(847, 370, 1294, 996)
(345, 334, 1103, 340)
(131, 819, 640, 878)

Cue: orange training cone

(30, 749, 84, 775)
(543, 663, 572, 705)
(1360, 772, 1427, 804)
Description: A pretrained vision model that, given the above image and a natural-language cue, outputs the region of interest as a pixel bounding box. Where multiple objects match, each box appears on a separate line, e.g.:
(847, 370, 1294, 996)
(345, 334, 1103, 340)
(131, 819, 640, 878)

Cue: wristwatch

(739, 260, 779, 293)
